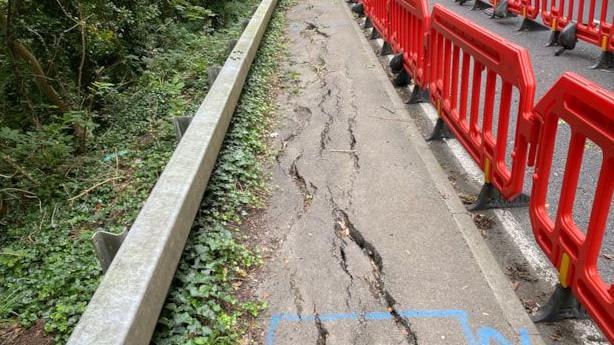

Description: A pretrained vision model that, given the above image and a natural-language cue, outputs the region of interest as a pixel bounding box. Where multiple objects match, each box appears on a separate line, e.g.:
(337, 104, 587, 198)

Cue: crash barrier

(428, 4, 538, 202)
(486, 0, 541, 29)
(479, 0, 614, 68)
(541, 0, 613, 52)
(530, 73, 614, 343)
(388, 0, 430, 89)
(66, 0, 280, 343)
(364, 0, 390, 38)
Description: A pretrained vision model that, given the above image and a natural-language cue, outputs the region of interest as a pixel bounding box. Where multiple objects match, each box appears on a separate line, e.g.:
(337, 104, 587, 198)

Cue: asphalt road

(426, 0, 614, 283)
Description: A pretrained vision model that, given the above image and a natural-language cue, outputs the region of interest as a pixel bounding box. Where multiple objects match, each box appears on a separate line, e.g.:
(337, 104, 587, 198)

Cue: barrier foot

(390, 53, 404, 74)
(491, 0, 517, 18)
(406, 85, 429, 104)
(458, 0, 470, 5)
(426, 118, 454, 141)
(532, 284, 588, 323)
(590, 51, 614, 71)
(518, 18, 548, 32)
(393, 69, 411, 87)
(381, 41, 393, 56)
(351, 3, 365, 17)
(554, 23, 577, 56)
(363, 17, 373, 29)
(546, 30, 560, 47)
(370, 28, 380, 40)
(471, 0, 490, 11)
(469, 183, 530, 211)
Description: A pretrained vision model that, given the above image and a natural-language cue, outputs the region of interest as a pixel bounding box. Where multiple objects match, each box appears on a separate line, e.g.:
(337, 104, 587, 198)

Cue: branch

(8, 39, 68, 112)
(77, 4, 86, 91)
(1, 153, 36, 183)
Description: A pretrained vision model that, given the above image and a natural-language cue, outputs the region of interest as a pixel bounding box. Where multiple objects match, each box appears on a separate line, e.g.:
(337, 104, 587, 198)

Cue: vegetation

(0, 0, 290, 343)
(154, 4, 290, 343)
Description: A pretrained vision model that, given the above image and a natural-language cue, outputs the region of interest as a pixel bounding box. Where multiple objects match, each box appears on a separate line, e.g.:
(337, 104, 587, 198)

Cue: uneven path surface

(250, 1, 544, 344)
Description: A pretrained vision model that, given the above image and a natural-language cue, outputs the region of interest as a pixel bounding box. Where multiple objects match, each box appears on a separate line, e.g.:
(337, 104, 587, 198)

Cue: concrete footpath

(249, 0, 545, 344)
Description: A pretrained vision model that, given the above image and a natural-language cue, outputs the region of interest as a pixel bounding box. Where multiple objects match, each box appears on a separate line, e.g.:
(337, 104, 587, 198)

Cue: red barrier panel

(531, 73, 614, 343)
(428, 5, 538, 200)
(364, 0, 390, 39)
(388, 0, 430, 87)
(541, 0, 613, 51)
(489, 0, 540, 19)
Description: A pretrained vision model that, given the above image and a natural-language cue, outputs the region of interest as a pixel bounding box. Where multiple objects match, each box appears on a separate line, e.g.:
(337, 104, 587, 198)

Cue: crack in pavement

(289, 154, 317, 210)
(348, 113, 360, 170)
(328, 187, 354, 308)
(318, 88, 335, 155)
(333, 208, 419, 345)
(290, 272, 305, 320)
(314, 306, 330, 345)
(277, 105, 313, 162)
(305, 21, 331, 38)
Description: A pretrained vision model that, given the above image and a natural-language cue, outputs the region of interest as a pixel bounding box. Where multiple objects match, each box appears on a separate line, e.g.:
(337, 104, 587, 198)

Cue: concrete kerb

(66, 1, 278, 344)
(340, 2, 546, 344)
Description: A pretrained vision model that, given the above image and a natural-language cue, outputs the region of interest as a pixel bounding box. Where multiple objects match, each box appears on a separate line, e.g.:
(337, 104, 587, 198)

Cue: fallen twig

(1, 153, 35, 183)
(368, 115, 411, 122)
(68, 176, 123, 202)
(329, 149, 356, 153)
(380, 105, 396, 114)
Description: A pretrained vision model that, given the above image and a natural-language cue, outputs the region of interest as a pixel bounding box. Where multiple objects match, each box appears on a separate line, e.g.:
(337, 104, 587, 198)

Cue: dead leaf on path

(602, 253, 613, 260)
(473, 213, 494, 231)
(521, 299, 539, 314)
(459, 193, 477, 204)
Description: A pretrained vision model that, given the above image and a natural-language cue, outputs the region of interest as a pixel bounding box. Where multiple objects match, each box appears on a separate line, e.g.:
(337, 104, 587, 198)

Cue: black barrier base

(490, 0, 517, 18)
(590, 51, 614, 71)
(554, 23, 577, 56)
(546, 30, 561, 47)
(426, 118, 455, 141)
(518, 17, 549, 32)
(406, 85, 429, 104)
(470, 183, 530, 211)
(393, 69, 411, 87)
(381, 41, 393, 56)
(363, 17, 373, 29)
(390, 53, 404, 74)
(533, 284, 589, 323)
(458, 0, 471, 5)
(370, 28, 381, 40)
(471, 0, 491, 11)
(352, 3, 365, 17)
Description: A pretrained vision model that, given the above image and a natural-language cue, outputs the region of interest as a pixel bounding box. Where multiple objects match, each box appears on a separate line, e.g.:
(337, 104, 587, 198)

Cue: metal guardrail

(66, 0, 278, 344)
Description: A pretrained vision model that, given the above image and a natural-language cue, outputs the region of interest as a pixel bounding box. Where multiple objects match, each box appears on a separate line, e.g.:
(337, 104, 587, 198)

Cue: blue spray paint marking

(266, 309, 533, 345)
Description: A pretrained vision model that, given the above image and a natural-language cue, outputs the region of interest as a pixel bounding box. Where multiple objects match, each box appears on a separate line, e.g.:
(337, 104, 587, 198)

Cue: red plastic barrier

(388, 0, 430, 87)
(428, 5, 539, 200)
(531, 73, 614, 343)
(364, 0, 390, 39)
(541, 0, 613, 51)
(489, 0, 540, 19)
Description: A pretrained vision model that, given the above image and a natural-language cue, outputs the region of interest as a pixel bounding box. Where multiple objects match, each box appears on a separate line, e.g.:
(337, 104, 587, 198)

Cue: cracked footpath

(252, 0, 545, 344)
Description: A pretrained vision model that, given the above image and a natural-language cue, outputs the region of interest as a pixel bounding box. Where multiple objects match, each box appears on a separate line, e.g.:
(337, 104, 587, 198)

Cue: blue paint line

(265, 313, 282, 345)
(265, 309, 534, 345)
